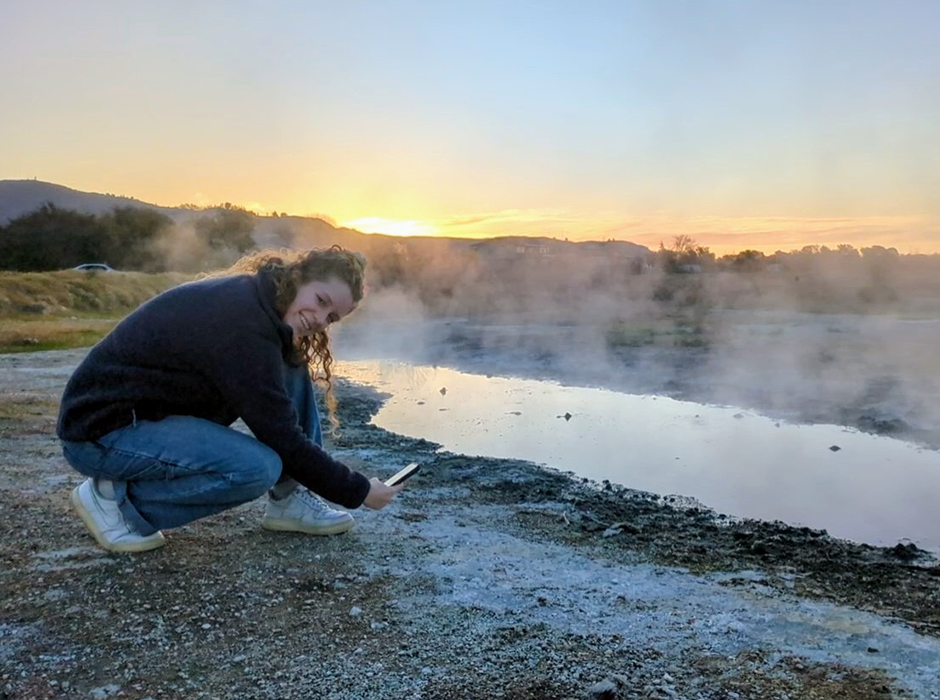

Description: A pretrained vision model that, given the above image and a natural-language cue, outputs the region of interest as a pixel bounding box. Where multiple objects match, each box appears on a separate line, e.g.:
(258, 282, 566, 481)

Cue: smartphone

(384, 462, 421, 487)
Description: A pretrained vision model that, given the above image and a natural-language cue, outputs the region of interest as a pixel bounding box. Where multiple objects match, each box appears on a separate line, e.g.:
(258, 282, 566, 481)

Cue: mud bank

(1, 349, 938, 700)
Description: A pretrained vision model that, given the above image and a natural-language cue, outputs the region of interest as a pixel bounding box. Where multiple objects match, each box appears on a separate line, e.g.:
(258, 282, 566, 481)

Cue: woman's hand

(363, 478, 403, 510)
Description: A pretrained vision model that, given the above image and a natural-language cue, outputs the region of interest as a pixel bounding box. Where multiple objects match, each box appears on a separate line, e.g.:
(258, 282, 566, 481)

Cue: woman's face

(283, 276, 356, 339)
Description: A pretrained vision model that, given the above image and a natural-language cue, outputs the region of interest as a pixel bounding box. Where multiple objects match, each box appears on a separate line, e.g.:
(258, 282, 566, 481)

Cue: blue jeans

(61, 363, 321, 536)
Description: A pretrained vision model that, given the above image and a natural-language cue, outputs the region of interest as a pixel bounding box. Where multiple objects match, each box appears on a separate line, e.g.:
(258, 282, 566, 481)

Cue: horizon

(4, 177, 938, 257)
(1, 1, 938, 255)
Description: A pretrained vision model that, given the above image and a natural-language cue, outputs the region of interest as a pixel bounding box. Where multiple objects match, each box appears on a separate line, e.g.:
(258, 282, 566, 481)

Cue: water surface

(339, 360, 940, 552)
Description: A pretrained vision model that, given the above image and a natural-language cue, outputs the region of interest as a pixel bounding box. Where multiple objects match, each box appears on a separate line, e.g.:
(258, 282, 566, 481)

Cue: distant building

(515, 244, 550, 256)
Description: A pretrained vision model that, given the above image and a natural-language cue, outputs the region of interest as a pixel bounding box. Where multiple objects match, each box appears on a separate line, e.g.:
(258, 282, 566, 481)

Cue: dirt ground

(1, 348, 939, 700)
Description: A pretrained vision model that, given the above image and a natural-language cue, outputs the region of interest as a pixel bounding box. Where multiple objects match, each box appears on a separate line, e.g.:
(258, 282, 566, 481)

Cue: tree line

(654, 235, 912, 274)
(0, 203, 256, 272)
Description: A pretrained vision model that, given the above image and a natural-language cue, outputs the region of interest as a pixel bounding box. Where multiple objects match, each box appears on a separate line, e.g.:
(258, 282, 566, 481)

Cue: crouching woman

(56, 246, 401, 553)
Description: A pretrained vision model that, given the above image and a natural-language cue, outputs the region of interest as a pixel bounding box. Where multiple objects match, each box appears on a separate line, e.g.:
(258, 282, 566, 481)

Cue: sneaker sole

(70, 486, 166, 553)
(261, 517, 356, 536)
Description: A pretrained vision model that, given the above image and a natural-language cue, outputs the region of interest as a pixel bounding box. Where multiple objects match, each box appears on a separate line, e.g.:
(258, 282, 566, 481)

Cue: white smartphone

(384, 462, 421, 487)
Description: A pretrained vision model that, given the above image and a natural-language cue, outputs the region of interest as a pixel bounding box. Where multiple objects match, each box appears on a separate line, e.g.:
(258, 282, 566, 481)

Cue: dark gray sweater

(56, 271, 371, 509)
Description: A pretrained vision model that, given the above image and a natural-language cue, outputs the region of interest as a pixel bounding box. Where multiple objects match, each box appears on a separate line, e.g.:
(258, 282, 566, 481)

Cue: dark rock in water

(857, 414, 909, 435)
(829, 445, 841, 452)
(564, 412, 572, 421)
(733, 413, 744, 419)
(888, 542, 921, 561)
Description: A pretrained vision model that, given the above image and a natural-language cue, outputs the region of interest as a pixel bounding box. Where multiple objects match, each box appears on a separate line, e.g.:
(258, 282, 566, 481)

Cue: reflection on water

(338, 360, 940, 552)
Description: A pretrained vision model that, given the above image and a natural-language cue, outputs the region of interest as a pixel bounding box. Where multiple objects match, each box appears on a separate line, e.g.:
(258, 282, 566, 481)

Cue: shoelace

(295, 488, 334, 515)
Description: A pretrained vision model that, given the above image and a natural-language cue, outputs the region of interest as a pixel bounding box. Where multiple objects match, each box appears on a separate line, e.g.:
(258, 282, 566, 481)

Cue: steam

(147, 220, 247, 273)
(329, 246, 940, 446)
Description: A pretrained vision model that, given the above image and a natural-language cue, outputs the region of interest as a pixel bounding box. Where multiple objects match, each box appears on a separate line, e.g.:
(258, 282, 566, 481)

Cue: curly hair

(221, 246, 366, 434)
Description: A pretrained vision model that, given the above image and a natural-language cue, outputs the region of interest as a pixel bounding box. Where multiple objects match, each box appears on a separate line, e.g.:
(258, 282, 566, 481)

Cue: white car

(73, 263, 116, 272)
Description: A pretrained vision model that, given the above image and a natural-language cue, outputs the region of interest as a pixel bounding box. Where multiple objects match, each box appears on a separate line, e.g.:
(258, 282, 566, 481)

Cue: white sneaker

(70, 479, 166, 553)
(262, 488, 355, 536)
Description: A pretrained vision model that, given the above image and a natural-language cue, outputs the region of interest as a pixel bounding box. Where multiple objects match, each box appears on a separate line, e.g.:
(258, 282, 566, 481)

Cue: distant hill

(469, 235, 649, 259)
(0, 179, 651, 259)
(0, 180, 181, 223)
(0, 179, 364, 250)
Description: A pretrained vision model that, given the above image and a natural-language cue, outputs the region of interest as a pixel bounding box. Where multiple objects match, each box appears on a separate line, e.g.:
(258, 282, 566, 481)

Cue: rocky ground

(1, 349, 939, 700)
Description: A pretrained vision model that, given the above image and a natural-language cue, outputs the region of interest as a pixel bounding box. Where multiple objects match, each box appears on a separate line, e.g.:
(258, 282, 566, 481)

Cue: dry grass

(0, 270, 189, 353)
(0, 270, 189, 316)
(0, 317, 120, 353)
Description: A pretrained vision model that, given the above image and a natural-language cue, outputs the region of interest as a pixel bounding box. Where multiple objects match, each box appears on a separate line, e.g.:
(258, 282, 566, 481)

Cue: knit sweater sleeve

(198, 325, 371, 509)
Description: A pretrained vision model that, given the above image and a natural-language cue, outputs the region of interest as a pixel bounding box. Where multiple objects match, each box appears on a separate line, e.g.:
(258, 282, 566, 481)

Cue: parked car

(73, 263, 116, 272)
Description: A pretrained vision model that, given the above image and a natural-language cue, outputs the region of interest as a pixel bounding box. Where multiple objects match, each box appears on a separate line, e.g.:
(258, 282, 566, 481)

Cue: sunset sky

(1, 0, 938, 253)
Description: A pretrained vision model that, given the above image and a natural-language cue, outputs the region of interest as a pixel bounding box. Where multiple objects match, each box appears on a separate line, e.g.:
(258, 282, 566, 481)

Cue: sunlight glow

(341, 218, 440, 237)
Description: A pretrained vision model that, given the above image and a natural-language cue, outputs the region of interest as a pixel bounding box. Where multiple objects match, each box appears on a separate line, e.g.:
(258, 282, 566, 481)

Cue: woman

(57, 246, 402, 553)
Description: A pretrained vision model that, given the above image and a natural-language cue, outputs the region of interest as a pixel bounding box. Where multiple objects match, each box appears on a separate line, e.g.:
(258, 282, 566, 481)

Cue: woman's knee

(226, 448, 282, 500)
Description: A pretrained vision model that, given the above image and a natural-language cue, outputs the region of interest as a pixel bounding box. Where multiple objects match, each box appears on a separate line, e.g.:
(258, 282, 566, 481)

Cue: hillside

(0, 180, 652, 261)
(0, 180, 181, 224)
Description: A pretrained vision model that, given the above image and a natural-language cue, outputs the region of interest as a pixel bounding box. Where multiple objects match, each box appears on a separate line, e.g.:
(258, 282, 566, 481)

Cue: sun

(340, 217, 439, 237)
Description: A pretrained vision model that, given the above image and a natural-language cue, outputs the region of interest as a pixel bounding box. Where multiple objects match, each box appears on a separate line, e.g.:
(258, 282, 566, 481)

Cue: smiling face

(282, 276, 357, 339)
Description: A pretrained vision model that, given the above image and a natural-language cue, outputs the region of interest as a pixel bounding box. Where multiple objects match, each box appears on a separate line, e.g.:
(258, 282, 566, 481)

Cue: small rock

(586, 678, 619, 699)
(829, 445, 841, 452)
(564, 412, 573, 421)
(89, 684, 121, 699)
(439, 387, 447, 395)
(602, 521, 639, 538)
(349, 606, 363, 616)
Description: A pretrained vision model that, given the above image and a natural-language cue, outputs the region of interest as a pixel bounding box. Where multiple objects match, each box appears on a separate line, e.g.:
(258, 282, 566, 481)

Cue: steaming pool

(338, 360, 940, 553)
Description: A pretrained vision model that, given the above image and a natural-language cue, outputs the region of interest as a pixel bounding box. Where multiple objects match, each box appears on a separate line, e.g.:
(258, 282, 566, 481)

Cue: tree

(0, 203, 108, 270)
(194, 207, 255, 252)
(99, 207, 175, 270)
(658, 236, 715, 273)
(722, 249, 766, 273)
